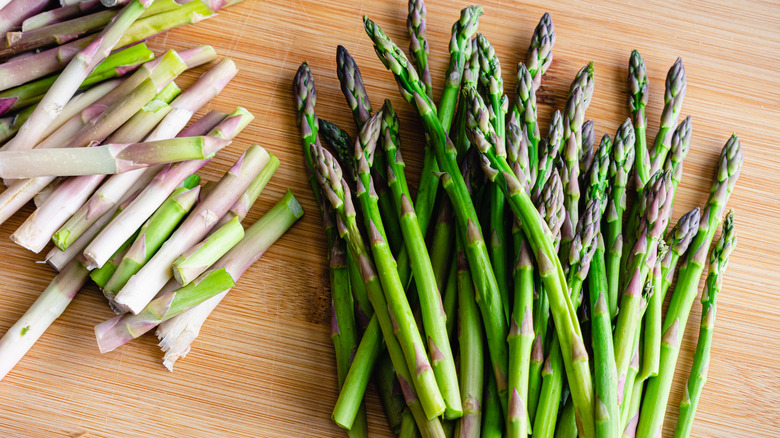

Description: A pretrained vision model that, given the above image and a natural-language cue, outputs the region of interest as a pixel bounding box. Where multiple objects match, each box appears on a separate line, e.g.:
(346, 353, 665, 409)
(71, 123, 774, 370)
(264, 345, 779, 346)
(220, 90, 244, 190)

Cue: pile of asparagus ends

(0, 0, 304, 381)
(296, 2, 743, 437)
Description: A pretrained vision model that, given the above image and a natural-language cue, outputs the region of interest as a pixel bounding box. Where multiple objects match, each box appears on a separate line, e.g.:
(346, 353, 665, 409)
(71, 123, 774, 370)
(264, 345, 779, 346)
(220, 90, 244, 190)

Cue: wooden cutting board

(1, 0, 779, 436)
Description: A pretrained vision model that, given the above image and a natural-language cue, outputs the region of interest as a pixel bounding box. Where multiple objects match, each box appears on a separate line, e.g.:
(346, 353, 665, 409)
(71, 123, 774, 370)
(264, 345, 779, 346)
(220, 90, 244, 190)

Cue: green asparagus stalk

(532, 110, 563, 200)
(621, 346, 644, 437)
(103, 183, 201, 298)
(336, 45, 372, 129)
(560, 85, 585, 257)
(531, 336, 564, 438)
(172, 216, 246, 286)
(441, 254, 458, 341)
(514, 63, 540, 182)
(0, 43, 155, 116)
(674, 210, 736, 438)
(364, 16, 510, 417)
(407, 0, 432, 99)
(214, 153, 281, 229)
(664, 116, 693, 205)
(584, 134, 613, 210)
(453, 38, 480, 158)
(481, 364, 503, 438)
(381, 101, 461, 418)
(650, 58, 687, 174)
(454, 237, 484, 438)
(605, 119, 636, 318)
(661, 208, 700, 299)
(374, 354, 407, 435)
(313, 144, 445, 435)
(590, 233, 619, 438)
(637, 135, 742, 437)
(319, 118, 356, 181)
(525, 13, 556, 91)
(628, 50, 650, 191)
(463, 87, 596, 437)
(640, 241, 669, 381)
(429, 199, 455, 291)
(570, 62, 595, 112)
(579, 120, 596, 180)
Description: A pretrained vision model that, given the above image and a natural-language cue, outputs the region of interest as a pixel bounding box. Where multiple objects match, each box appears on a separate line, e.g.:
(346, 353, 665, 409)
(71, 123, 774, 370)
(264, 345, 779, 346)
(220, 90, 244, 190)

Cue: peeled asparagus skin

(156, 190, 304, 370)
(3, 0, 154, 152)
(52, 110, 228, 251)
(114, 144, 269, 314)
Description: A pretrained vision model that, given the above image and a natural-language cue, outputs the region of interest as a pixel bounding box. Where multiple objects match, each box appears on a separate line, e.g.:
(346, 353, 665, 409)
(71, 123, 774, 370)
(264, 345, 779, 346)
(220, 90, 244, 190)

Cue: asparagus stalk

(579, 119, 596, 180)
(336, 45, 372, 130)
(0, 52, 187, 227)
(0, 256, 91, 381)
(481, 364, 503, 438)
(113, 144, 269, 314)
(10, 82, 181, 254)
(364, 16, 510, 418)
(214, 154, 280, 229)
(0, 0, 50, 35)
(22, 1, 101, 31)
(454, 236, 484, 438)
(649, 58, 687, 174)
(103, 185, 201, 298)
(532, 110, 563, 200)
(515, 63, 540, 182)
(637, 135, 742, 437)
(453, 38, 479, 158)
(613, 171, 673, 411)
(0, 43, 155, 116)
(407, 0, 431, 99)
(640, 241, 668, 381)
(95, 268, 237, 353)
(381, 101, 461, 418)
(318, 118, 356, 180)
(664, 116, 693, 206)
(590, 233, 619, 438)
(605, 119, 636, 318)
(463, 87, 595, 437)
(475, 33, 511, 324)
(629, 50, 650, 191)
(311, 145, 445, 436)
(2, 0, 153, 152)
(0, 9, 117, 60)
(570, 62, 595, 112)
(560, 86, 585, 257)
(82, 70, 244, 269)
(172, 217, 245, 286)
(428, 199, 455, 291)
(373, 354, 407, 435)
(525, 13, 556, 91)
(531, 336, 564, 438)
(0, 136, 229, 179)
(414, 6, 482, 243)
(90, 229, 141, 290)
(674, 210, 736, 438)
(52, 109, 227, 251)
(661, 207, 701, 299)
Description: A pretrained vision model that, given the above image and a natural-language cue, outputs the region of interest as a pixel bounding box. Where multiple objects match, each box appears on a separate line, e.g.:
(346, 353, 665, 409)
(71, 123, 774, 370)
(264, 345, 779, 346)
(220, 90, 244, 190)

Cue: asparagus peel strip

(674, 211, 736, 438)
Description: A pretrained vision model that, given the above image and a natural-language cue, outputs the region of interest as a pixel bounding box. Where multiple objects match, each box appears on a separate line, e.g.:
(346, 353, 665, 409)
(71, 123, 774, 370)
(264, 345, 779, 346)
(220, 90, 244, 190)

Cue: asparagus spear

(453, 38, 480, 158)
(579, 119, 596, 180)
(90, 228, 143, 290)
(374, 354, 408, 435)
(381, 101, 461, 418)
(454, 238, 484, 438)
(665, 116, 693, 206)
(318, 118, 356, 181)
(0, 43, 155, 116)
(640, 240, 668, 381)
(0, 51, 187, 227)
(364, 16, 510, 418)
(11, 82, 181, 254)
(113, 144, 269, 314)
(311, 145, 445, 435)
(532, 110, 563, 200)
(590, 233, 619, 438)
(173, 217, 246, 285)
(507, 232, 534, 438)
(52, 109, 227, 251)
(22, 1, 102, 32)
(661, 207, 701, 299)
(525, 13, 556, 91)
(213, 154, 280, 229)
(336, 44, 372, 129)
(560, 86, 585, 257)
(428, 199, 455, 291)
(414, 6, 482, 243)
(531, 336, 564, 438)
(481, 364, 503, 438)
(628, 50, 650, 191)
(637, 135, 742, 437)
(407, 0, 431, 99)
(605, 119, 636, 318)
(570, 62, 595, 112)
(650, 58, 687, 174)
(463, 87, 596, 437)
(515, 63, 540, 181)
(99, 191, 304, 352)
(2, 0, 153, 153)
(0, 0, 50, 35)
(674, 210, 736, 438)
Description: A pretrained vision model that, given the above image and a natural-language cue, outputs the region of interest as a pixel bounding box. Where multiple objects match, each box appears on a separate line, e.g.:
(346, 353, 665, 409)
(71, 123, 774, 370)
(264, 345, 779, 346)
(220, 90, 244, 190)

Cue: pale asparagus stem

(674, 211, 736, 438)
(173, 216, 245, 285)
(95, 268, 237, 353)
(3, 0, 153, 152)
(0, 43, 155, 116)
(0, 9, 117, 60)
(213, 154, 280, 229)
(22, 1, 102, 32)
(52, 110, 227, 251)
(80, 61, 244, 267)
(114, 145, 269, 314)
(0, 0, 50, 35)
(0, 256, 90, 381)
(103, 183, 201, 300)
(0, 55, 186, 226)
(46, 184, 145, 271)
(0, 2, 215, 93)
(0, 136, 230, 179)
(156, 191, 304, 370)
(83, 109, 250, 269)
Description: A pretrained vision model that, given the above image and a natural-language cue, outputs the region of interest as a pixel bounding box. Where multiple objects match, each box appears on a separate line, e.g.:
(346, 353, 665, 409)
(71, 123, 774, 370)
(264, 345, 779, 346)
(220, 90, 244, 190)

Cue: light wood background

(1, 0, 779, 436)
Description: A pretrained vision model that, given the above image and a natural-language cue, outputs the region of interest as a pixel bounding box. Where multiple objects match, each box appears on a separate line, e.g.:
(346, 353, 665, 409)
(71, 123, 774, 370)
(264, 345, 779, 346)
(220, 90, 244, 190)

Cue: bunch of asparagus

(0, 0, 305, 381)
(296, 2, 743, 437)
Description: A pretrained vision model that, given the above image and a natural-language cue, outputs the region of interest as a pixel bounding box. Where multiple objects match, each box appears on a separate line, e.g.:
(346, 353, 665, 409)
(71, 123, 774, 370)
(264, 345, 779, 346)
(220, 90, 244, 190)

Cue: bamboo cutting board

(0, 0, 779, 436)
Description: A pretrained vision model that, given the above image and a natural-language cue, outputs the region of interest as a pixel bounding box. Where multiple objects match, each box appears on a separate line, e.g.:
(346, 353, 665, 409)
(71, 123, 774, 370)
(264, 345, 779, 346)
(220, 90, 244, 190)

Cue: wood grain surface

(0, 0, 779, 436)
